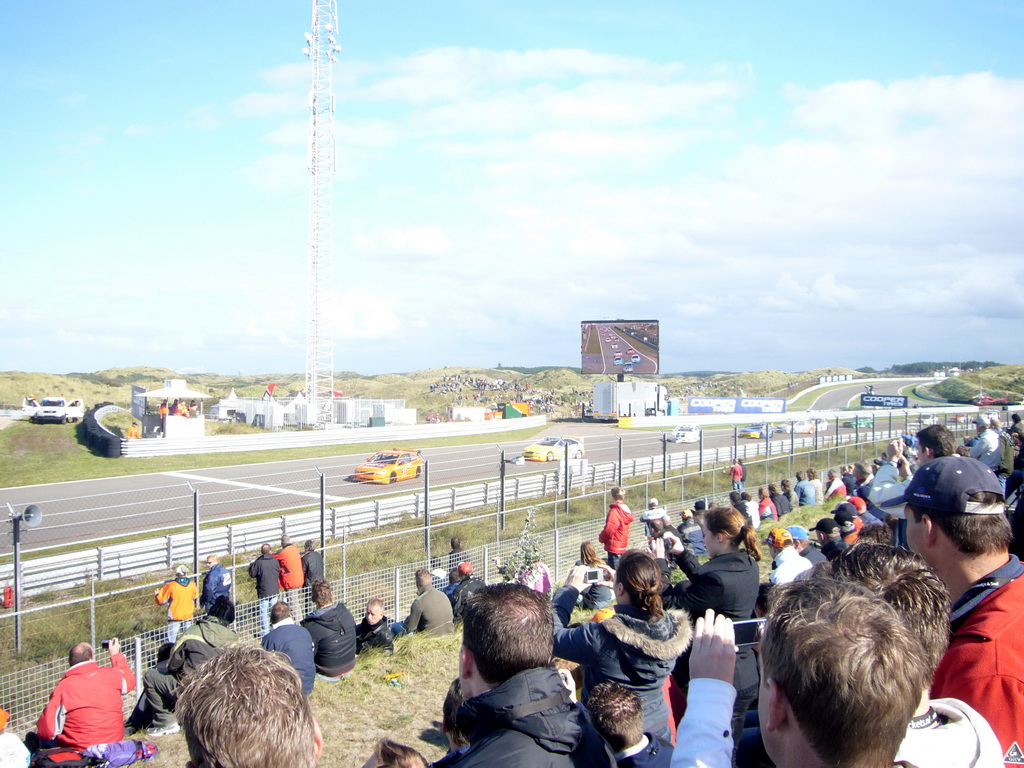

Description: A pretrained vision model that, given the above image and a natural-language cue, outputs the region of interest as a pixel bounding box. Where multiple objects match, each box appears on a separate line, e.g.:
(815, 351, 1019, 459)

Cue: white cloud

(206, 54, 1024, 371)
(238, 152, 306, 193)
(231, 91, 303, 118)
(331, 290, 401, 339)
(351, 226, 451, 258)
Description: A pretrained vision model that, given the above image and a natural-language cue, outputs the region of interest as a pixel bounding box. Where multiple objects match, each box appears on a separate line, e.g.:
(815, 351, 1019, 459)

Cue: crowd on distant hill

(427, 375, 565, 414)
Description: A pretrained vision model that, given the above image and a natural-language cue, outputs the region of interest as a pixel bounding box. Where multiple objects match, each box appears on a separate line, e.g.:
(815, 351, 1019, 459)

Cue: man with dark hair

(249, 543, 280, 636)
(300, 578, 356, 681)
(168, 596, 239, 679)
(897, 455, 1024, 763)
(450, 563, 486, 622)
(758, 579, 931, 768)
(587, 682, 673, 767)
(826, 545, 1003, 765)
(262, 602, 316, 696)
(400, 568, 454, 636)
(841, 465, 857, 496)
(812, 518, 849, 560)
(872, 426, 957, 548)
(35, 638, 136, 751)
(301, 540, 325, 585)
(448, 536, 466, 572)
(177, 645, 323, 768)
(126, 642, 180, 736)
(451, 583, 615, 767)
(432, 678, 470, 768)
(768, 483, 790, 517)
(301, 540, 325, 614)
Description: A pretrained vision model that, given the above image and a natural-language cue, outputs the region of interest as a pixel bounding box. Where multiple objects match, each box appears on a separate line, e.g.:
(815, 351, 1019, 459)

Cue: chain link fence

(0, 417, 973, 734)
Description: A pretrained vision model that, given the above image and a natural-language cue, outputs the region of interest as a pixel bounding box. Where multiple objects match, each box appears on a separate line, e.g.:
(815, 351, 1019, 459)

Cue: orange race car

(353, 448, 424, 484)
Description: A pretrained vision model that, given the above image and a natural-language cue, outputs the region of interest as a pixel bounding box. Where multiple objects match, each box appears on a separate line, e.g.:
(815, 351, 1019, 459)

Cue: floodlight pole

(315, 466, 327, 552)
(662, 433, 668, 491)
(12, 511, 22, 652)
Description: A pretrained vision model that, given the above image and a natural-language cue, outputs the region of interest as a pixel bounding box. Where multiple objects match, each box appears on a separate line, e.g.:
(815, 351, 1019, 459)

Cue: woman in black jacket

(662, 505, 761, 760)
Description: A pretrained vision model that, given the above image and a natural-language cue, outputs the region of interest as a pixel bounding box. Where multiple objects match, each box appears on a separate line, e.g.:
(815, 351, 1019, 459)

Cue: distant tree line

(889, 361, 1002, 374)
(858, 361, 1003, 375)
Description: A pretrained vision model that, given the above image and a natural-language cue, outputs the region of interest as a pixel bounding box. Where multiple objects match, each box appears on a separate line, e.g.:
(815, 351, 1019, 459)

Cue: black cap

(814, 518, 840, 534)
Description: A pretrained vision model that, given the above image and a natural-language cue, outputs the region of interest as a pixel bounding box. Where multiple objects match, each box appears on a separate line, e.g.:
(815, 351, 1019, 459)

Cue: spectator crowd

(9, 416, 1024, 768)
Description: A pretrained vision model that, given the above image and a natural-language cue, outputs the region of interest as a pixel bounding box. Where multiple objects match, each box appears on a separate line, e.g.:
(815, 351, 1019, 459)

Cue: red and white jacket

(37, 653, 136, 750)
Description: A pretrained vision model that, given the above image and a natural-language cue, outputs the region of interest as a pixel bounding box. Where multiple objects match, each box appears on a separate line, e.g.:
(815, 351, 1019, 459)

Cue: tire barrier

(82, 403, 125, 458)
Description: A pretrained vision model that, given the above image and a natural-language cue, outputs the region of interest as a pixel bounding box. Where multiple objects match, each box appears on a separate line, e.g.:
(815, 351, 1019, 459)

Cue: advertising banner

(861, 394, 909, 408)
(687, 397, 787, 415)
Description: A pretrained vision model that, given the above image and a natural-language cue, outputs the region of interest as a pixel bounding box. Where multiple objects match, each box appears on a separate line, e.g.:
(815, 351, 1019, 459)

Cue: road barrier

(119, 415, 548, 457)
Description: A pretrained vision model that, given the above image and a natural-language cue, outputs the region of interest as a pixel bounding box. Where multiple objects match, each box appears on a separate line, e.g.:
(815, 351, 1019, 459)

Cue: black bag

(31, 748, 97, 768)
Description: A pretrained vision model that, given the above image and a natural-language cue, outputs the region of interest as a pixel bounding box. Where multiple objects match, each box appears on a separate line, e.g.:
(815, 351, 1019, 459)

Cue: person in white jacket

(871, 426, 957, 547)
(674, 581, 935, 768)
(969, 416, 1002, 471)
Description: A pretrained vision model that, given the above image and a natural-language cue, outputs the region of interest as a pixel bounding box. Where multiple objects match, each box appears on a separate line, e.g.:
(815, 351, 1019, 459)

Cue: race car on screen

(353, 449, 424, 483)
(522, 436, 585, 462)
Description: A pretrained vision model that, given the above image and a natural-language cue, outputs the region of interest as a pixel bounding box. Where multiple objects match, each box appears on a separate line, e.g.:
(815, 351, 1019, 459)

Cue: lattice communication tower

(303, 0, 341, 426)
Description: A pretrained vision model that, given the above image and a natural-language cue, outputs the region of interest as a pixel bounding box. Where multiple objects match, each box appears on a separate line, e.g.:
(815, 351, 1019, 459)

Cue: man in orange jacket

(155, 565, 198, 643)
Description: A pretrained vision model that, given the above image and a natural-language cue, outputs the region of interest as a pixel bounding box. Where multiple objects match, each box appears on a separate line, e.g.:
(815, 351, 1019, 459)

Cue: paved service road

(0, 379, 939, 555)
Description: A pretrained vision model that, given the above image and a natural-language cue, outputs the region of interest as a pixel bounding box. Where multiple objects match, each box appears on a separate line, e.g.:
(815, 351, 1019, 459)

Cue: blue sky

(2, 1, 1022, 376)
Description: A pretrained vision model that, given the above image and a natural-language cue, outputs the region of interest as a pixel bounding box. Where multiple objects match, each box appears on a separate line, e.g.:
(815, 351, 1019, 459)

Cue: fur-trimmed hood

(600, 608, 692, 660)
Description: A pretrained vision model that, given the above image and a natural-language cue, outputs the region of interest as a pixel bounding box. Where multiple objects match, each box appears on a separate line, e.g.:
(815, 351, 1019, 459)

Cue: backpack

(31, 749, 97, 768)
(998, 431, 1015, 477)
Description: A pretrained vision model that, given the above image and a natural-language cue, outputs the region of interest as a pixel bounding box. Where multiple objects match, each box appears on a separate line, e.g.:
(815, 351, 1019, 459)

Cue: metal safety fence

(0, 418, 976, 735)
(2, 410, 961, 594)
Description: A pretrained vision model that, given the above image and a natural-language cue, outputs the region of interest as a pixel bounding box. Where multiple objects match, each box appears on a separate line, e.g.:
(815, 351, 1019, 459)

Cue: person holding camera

(32, 637, 136, 752)
(553, 551, 691, 741)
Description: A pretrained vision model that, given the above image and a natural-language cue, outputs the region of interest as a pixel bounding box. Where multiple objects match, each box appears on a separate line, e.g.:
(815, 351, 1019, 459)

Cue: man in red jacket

(35, 638, 136, 751)
(598, 486, 634, 569)
(275, 535, 305, 604)
(900, 455, 1023, 767)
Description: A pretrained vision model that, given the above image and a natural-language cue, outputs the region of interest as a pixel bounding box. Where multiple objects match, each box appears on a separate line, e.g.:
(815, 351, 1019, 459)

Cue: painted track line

(163, 471, 346, 503)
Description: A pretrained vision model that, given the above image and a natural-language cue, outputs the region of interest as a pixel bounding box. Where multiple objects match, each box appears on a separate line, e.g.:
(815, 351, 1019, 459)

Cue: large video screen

(581, 320, 659, 374)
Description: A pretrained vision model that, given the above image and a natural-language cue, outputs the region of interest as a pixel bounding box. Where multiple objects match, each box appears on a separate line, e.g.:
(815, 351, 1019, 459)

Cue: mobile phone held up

(733, 618, 765, 647)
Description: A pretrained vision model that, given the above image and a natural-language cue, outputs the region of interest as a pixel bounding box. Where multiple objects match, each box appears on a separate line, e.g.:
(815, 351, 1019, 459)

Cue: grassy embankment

(125, 495, 846, 768)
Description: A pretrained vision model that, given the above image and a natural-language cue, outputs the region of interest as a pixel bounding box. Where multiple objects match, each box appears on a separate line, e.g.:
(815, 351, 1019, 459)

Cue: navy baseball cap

(899, 456, 1004, 515)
